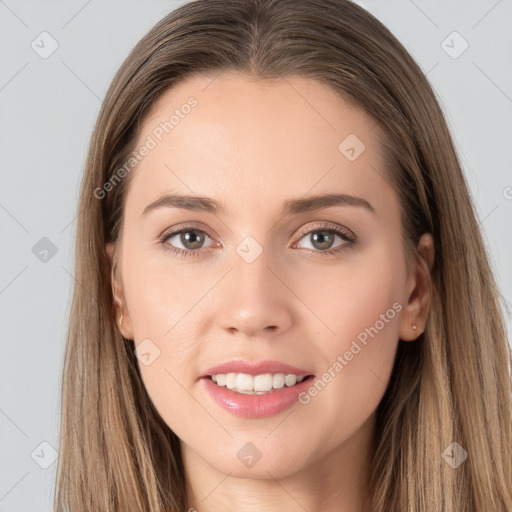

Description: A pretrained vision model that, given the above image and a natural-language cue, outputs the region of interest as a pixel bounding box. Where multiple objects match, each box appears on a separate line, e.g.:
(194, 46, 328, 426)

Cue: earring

(118, 310, 127, 327)
(411, 323, 417, 330)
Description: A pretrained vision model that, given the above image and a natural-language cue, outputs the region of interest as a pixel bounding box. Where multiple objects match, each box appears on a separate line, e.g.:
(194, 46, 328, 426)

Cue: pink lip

(199, 359, 316, 418)
(202, 375, 315, 418)
(200, 359, 314, 378)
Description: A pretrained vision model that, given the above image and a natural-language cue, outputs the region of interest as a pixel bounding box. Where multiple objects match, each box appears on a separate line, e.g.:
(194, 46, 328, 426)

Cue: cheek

(121, 252, 209, 438)
(294, 249, 404, 440)
(120, 247, 208, 395)
(293, 244, 404, 351)
(122, 246, 205, 339)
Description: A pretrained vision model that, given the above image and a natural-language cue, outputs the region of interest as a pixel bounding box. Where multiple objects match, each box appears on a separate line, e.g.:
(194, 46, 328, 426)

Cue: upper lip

(200, 359, 314, 378)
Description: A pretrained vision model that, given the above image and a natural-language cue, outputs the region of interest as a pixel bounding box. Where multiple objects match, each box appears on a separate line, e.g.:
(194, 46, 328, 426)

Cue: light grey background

(1, 1, 511, 510)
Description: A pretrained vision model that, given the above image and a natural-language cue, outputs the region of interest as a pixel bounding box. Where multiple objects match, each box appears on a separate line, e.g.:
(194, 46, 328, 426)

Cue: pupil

(312, 231, 333, 250)
(182, 230, 204, 249)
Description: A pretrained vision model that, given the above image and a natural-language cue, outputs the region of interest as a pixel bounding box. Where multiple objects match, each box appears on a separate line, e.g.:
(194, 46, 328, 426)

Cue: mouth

(201, 371, 316, 418)
(202, 372, 315, 395)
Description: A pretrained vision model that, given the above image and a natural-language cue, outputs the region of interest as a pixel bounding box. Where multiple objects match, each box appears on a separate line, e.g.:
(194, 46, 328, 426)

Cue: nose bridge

(216, 241, 293, 337)
(232, 242, 274, 296)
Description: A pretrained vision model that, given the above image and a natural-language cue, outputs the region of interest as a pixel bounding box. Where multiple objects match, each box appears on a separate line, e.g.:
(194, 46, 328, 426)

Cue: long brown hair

(55, 1, 512, 510)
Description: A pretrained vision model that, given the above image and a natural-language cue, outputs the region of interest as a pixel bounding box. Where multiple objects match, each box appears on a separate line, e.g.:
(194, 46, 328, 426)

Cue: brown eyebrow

(141, 192, 375, 217)
(282, 193, 375, 215)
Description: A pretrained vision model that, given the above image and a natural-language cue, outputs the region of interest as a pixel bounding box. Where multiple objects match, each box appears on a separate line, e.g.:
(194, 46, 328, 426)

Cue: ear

(106, 242, 134, 340)
(399, 232, 435, 341)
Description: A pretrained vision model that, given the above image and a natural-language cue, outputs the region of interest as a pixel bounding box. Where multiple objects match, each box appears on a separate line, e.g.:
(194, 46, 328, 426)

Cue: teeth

(210, 372, 307, 394)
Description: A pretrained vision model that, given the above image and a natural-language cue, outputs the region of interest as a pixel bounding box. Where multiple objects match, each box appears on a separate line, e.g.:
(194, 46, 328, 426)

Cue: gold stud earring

(411, 323, 417, 330)
(118, 310, 128, 327)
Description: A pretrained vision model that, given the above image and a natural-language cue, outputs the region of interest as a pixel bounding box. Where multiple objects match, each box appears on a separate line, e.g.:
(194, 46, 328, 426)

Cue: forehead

(125, 71, 395, 221)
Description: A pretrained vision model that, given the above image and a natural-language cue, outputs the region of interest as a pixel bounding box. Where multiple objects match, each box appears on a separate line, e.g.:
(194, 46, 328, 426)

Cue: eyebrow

(141, 192, 375, 217)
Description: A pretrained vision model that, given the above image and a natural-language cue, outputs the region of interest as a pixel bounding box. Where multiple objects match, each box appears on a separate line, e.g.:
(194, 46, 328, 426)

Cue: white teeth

(285, 374, 297, 386)
(210, 372, 307, 394)
(225, 373, 237, 389)
(236, 373, 255, 391)
(272, 373, 285, 389)
(253, 373, 273, 392)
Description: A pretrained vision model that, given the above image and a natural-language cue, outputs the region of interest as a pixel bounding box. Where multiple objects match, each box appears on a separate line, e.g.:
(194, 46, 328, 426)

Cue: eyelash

(158, 222, 356, 259)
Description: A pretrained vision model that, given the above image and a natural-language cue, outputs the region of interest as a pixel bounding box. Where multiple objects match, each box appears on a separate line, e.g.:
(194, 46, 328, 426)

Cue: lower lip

(201, 376, 315, 418)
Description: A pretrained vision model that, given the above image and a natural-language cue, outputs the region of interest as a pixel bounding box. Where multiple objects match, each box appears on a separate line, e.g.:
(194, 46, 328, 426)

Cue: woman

(55, 0, 512, 510)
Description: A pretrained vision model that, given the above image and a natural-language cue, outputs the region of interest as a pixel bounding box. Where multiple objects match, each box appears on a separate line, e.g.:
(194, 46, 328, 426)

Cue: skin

(107, 71, 434, 512)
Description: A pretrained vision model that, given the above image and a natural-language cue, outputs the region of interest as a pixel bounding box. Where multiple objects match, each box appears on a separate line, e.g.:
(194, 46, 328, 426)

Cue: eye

(293, 222, 355, 256)
(159, 222, 356, 259)
(159, 226, 218, 258)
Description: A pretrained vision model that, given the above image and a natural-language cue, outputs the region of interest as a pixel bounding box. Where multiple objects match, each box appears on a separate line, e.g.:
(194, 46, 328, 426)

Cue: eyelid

(159, 221, 217, 241)
(292, 221, 356, 244)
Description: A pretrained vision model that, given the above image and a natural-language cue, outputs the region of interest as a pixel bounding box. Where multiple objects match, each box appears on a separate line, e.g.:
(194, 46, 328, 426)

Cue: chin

(203, 442, 310, 480)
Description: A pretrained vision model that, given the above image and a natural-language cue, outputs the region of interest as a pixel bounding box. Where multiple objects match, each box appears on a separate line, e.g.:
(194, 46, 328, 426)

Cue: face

(107, 71, 432, 482)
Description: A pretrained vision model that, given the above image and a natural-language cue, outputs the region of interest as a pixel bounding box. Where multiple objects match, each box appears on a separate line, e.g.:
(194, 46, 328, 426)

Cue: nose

(216, 250, 293, 339)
